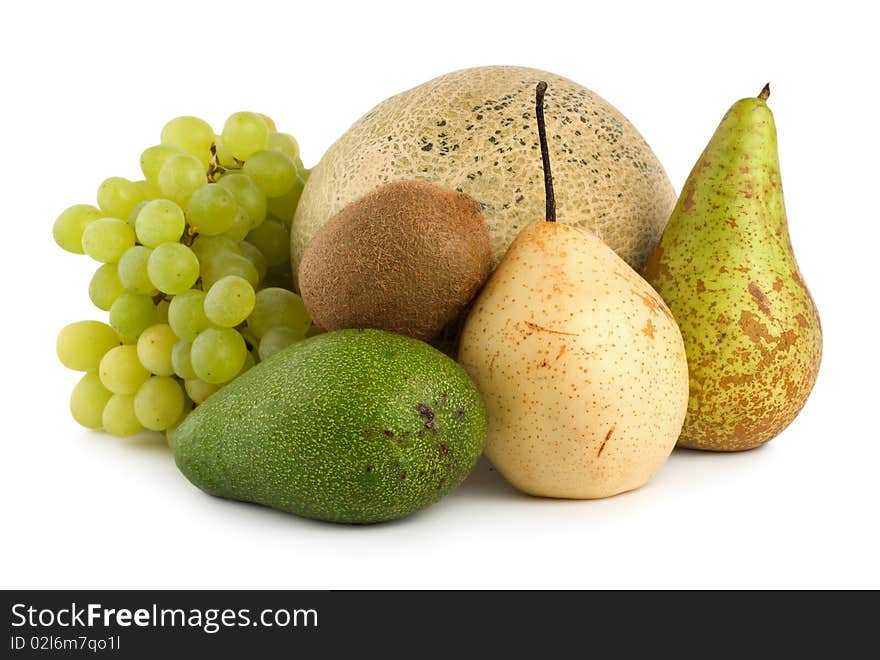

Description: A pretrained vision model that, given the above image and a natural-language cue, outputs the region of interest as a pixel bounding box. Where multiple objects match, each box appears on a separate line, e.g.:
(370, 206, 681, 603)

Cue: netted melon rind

(292, 66, 676, 288)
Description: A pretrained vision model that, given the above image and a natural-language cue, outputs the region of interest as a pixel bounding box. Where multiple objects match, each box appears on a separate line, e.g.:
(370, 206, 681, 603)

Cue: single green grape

(53, 204, 104, 254)
(184, 378, 220, 405)
(257, 326, 302, 361)
(99, 345, 150, 394)
(246, 287, 311, 339)
(221, 208, 252, 242)
(160, 116, 214, 166)
(295, 157, 305, 173)
(171, 340, 198, 380)
(136, 324, 177, 376)
(242, 149, 298, 197)
(217, 173, 266, 227)
(134, 376, 185, 431)
(109, 292, 158, 341)
(57, 320, 120, 371)
(246, 218, 289, 267)
(70, 372, 114, 430)
(204, 275, 256, 327)
(117, 246, 158, 295)
(221, 111, 269, 161)
(157, 153, 206, 205)
(89, 263, 126, 311)
(191, 328, 247, 384)
(167, 290, 211, 342)
(135, 199, 186, 247)
(266, 174, 305, 222)
(97, 177, 147, 220)
(147, 243, 199, 295)
(102, 393, 144, 437)
(140, 144, 182, 183)
(191, 235, 241, 263)
(201, 251, 259, 289)
(81, 218, 135, 263)
(186, 184, 237, 235)
(238, 241, 268, 282)
(266, 132, 300, 160)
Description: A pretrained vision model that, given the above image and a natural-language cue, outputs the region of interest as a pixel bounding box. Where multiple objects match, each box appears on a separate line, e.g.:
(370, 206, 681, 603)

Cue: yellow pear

(458, 83, 689, 498)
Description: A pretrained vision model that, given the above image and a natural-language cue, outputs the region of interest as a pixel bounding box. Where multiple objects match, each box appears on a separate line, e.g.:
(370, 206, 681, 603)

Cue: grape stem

(206, 144, 227, 182)
(206, 143, 244, 183)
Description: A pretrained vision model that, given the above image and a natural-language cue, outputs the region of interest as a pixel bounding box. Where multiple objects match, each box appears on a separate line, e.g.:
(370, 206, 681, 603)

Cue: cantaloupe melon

(291, 66, 676, 287)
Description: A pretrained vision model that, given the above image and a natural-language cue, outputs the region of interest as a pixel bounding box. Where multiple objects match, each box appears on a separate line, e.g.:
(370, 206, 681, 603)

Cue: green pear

(458, 83, 689, 498)
(642, 85, 822, 451)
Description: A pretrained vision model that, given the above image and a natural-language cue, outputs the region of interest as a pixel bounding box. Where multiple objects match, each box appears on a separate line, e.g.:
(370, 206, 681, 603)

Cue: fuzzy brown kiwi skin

(298, 180, 493, 341)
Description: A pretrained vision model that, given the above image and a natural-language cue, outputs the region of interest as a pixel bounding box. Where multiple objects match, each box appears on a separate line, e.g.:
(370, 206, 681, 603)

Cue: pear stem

(759, 83, 771, 101)
(535, 81, 556, 222)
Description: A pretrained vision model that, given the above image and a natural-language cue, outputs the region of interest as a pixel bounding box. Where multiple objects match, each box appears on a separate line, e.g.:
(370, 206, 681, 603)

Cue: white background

(1, 0, 877, 589)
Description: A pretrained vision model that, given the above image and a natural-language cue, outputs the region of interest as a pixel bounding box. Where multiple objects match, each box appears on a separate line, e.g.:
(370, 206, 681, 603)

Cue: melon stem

(535, 81, 556, 223)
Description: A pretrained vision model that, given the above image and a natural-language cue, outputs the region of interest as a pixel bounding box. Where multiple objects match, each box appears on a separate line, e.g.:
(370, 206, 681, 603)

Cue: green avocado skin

(173, 329, 486, 524)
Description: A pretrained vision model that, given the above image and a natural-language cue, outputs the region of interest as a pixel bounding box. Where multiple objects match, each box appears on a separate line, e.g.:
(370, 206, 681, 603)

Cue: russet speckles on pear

(642, 86, 822, 452)
(459, 221, 689, 499)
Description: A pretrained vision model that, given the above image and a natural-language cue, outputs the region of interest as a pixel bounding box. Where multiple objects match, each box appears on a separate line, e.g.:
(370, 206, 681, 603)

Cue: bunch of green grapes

(54, 112, 318, 442)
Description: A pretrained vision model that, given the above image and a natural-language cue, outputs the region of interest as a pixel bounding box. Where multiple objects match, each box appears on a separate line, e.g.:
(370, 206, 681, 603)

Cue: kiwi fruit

(298, 179, 492, 341)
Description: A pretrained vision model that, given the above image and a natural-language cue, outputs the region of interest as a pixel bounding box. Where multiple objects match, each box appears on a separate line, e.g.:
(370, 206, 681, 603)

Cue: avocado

(173, 329, 486, 523)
